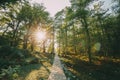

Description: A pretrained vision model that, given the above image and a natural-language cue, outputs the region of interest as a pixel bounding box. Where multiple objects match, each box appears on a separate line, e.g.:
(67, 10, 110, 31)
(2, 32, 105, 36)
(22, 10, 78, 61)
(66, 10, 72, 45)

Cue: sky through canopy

(31, 0, 71, 17)
(31, 0, 112, 17)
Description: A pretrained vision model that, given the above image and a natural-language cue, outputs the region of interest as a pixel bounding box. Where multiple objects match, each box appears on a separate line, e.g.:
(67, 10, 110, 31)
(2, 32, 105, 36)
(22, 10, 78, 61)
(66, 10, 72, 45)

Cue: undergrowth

(60, 54, 120, 80)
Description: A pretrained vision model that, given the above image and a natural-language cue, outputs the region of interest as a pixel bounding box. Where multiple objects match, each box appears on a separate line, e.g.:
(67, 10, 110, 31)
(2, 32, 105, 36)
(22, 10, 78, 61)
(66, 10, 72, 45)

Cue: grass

(17, 53, 54, 80)
(60, 54, 120, 80)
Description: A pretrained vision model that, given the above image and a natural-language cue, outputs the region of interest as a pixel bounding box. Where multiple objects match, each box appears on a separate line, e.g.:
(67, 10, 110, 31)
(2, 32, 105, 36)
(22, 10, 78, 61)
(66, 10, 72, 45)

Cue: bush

(0, 65, 20, 80)
(0, 58, 10, 69)
(0, 36, 9, 46)
(0, 46, 26, 58)
(0, 45, 12, 57)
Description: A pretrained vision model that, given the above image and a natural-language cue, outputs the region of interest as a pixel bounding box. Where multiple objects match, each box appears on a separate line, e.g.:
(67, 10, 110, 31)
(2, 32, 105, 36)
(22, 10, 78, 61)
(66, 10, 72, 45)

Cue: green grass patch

(0, 46, 55, 80)
(17, 53, 54, 80)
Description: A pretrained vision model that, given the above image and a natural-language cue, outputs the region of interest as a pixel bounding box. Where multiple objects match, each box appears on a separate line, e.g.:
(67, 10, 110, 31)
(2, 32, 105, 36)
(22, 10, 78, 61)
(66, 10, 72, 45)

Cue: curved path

(48, 54, 66, 80)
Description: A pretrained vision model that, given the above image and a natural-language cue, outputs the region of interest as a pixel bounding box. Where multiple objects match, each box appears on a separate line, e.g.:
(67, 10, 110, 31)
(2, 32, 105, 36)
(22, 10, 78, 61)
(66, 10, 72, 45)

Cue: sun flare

(35, 31, 46, 41)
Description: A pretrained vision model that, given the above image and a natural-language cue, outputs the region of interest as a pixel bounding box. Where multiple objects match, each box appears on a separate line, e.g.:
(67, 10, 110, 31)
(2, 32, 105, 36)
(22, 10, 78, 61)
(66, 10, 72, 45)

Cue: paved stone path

(48, 54, 67, 80)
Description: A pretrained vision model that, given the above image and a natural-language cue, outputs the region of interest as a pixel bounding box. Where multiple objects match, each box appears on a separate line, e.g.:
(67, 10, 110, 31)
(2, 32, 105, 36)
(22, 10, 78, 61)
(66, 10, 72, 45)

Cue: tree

(0, 1, 24, 47)
(54, 10, 65, 54)
(69, 0, 93, 62)
(18, 2, 50, 51)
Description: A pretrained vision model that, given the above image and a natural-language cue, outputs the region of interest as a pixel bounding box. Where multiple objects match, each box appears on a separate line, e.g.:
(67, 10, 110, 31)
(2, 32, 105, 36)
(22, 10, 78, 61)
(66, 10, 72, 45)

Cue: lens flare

(35, 31, 46, 41)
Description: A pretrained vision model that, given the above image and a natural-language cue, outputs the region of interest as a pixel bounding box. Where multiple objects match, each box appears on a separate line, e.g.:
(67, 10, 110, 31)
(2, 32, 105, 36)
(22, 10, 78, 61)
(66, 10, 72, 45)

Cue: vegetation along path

(48, 53, 66, 80)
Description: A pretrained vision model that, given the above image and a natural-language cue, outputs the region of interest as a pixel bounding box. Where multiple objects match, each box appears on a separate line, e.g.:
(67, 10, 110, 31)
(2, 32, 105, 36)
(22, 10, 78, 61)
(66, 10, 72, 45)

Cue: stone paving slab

(48, 54, 66, 80)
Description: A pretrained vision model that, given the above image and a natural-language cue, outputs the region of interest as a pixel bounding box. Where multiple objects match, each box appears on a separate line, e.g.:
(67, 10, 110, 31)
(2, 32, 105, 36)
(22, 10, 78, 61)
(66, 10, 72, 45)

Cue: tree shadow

(19, 64, 42, 79)
(61, 54, 120, 80)
(18, 53, 55, 80)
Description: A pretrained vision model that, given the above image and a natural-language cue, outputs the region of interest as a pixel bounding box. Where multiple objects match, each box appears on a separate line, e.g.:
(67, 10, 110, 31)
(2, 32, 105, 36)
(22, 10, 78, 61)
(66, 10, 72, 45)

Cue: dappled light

(25, 67, 49, 80)
(0, 0, 120, 80)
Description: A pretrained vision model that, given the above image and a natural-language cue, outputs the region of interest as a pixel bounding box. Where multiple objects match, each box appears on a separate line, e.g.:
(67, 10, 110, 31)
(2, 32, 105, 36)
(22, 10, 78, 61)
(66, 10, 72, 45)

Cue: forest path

(48, 53, 66, 80)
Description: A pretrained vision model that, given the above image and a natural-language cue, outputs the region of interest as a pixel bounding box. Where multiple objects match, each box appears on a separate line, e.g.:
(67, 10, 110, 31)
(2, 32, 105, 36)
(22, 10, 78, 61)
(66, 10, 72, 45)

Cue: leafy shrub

(0, 65, 20, 80)
(25, 57, 39, 64)
(0, 36, 9, 46)
(0, 46, 25, 59)
(0, 45, 12, 57)
(0, 58, 10, 69)
(22, 49, 34, 58)
(10, 47, 24, 59)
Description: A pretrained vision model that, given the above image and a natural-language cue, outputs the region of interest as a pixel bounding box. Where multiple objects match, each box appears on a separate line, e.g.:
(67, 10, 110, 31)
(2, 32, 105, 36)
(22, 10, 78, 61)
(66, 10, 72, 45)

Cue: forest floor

(17, 53, 54, 80)
(60, 54, 120, 80)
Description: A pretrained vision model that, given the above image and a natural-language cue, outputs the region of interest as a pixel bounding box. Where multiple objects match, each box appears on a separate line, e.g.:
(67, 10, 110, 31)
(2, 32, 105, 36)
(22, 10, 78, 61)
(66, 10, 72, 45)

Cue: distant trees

(54, 0, 93, 62)
(54, 0, 120, 63)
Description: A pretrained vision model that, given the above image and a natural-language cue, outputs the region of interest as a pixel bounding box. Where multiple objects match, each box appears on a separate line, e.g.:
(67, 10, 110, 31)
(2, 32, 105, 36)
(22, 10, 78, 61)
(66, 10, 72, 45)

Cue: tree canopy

(0, 0, 120, 79)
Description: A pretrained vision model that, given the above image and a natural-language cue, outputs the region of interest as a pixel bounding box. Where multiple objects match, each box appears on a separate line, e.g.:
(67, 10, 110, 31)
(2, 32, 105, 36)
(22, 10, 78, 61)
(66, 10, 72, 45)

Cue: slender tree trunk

(82, 17, 92, 63)
(43, 41, 46, 53)
(65, 24, 68, 54)
(73, 24, 77, 54)
(11, 21, 20, 47)
(23, 35, 28, 49)
(61, 28, 65, 54)
(31, 43, 34, 51)
(23, 24, 31, 50)
(52, 26, 55, 53)
(58, 30, 61, 54)
(30, 38, 35, 51)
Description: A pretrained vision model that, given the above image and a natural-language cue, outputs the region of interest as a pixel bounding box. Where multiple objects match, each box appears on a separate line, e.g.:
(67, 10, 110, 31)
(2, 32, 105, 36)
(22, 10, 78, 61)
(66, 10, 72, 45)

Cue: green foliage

(0, 45, 38, 68)
(0, 65, 20, 80)
(0, 45, 12, 57)
(25, 57, 39, 64)
(0, 0, 120, 79)
(0, 1, 53, 79)
(54, 0, 120, 60)
(0, 0, 21, 6)
(0, 36, 10, 46)
(0, 46, 23, 58)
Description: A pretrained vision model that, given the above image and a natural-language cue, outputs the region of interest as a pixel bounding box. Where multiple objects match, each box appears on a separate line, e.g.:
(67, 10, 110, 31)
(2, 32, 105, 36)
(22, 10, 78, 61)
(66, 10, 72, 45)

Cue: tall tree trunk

(98, 18, 108, 56)
(58, 30, 61, 54)
(61, 28, 65, 54)
(31, 43, 34, 51)
(65, 24, 68, 54)
(43, 41, 46, 53)
(82, 17, 92, 63)
(23, 35, 28, 49)
(52, 26, 55, 53)
(23, 24, 31, 50)
(73, 24, 77, 54)
(11, 21, 20, 47)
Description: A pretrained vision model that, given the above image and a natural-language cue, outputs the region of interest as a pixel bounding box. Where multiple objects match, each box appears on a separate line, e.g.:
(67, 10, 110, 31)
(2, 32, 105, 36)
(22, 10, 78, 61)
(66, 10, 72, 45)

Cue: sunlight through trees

(0, 0, 120, 80)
